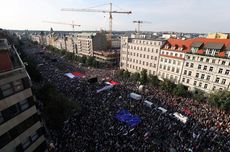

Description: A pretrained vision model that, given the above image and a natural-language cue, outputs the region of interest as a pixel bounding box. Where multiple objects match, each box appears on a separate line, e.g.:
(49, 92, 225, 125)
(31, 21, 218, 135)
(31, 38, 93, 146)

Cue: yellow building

(207, 33, 229, 39)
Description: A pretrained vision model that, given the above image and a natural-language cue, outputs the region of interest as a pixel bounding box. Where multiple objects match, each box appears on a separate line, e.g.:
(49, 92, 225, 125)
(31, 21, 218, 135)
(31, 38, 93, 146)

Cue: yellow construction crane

(133, 20, 151, 33)
(61, 2, 131, 49)
(43, 20, 81, 31)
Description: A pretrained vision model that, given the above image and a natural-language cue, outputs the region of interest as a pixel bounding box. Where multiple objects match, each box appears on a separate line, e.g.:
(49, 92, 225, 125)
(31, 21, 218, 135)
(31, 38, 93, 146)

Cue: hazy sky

(0, 0, 229, 33)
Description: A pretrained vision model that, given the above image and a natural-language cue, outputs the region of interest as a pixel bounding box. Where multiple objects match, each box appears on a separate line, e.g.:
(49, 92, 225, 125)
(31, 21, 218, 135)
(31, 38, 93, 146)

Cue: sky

(0, 0, 229, 33)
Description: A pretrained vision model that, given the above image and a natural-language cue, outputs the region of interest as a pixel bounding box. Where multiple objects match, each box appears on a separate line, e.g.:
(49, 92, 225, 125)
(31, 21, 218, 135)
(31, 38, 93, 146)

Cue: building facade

(0, 39, 46, 152)
(120, 36, 230, 93)
(158, 38, 193, 83)
(120, 36, 165, 75)
(181, 38, 230, 92)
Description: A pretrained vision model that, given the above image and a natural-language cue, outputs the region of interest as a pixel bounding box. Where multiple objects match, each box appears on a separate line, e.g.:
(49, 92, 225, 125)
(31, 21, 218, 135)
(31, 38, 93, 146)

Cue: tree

(131, 72, 140, 82)
(209, 90, 230, 113)
(173, 84, 188, 97)
(123, 70, 131, 79)
(115, 69, 125, 78)
(86, 56, 95, 66)
(39, 84, 81, 128)
(160, 79, 176, 93)
(80, 55, 87, 64)
(140, 69, 148, 84)
(192, 89, 206, 103)
(148, 74, 160, 86)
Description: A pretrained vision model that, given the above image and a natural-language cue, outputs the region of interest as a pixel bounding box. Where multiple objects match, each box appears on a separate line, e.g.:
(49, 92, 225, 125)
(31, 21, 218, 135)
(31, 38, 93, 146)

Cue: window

(198, 65, 202, 69)
(167, 66, 170, 71)
(222, 79, 226, 85)
(22, 137, 31, 149)
(190, 63, 194, 68)
(173, 60, 176, 64)
(156, 49, 158, 53)
(186, 79, 190, 84)
(164, 59, 167, 63)
(222, 61, 226, 65)
(218, 68, 223, 74)
(161, 58, 163, 62)
(31, 131, 39, 142)
(147, 55, 149, 59)
(172, 67, 175, 72)
(215, 77, 220, 83)
(184, 70, 187, 75)
(203, 66, 207, 70)
(1, 83, 13, 97)
(0, 112, 4, 124)
(201, 74, 205, 79)
(182, 78, 185, 82)
(209, 67, 213, 72)
(178, 61, 181, 65)
(3, 105, 20, 120)
(204, 84, 208, 89)
(206, 58, 209, 63)
(155, 57, 157, 60)
(200, 57, 204, 61)
(160, 64, 162, 69)
(212, 59, 215, 63)
(151, 56, 153, 60)
(198, 82, 202, 87)
(193, 81, 197, 86)
(163, 65, 166, 70)
(225, 70, 229, 75)
(169, 59, 171, 63)
(206, 75, 210, 81)
(146, 62, 148, 66)
(176, 68, 179, 73)
(188, 71, 192, 76)
(153, 64, 156, 68)
(19, 99, 29, 111)
(185, 62, 189, 67)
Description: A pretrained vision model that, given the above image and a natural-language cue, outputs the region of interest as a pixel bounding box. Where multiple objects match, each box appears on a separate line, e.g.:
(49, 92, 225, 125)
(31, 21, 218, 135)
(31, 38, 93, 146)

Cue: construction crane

(43, 20, 81, 31)
(133, 20, 151, 33)
(61, 2, 131, 49)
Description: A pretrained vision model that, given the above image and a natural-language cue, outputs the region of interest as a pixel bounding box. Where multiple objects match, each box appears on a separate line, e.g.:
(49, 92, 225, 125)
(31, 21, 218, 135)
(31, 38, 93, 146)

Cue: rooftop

(0, 39, 24, 73)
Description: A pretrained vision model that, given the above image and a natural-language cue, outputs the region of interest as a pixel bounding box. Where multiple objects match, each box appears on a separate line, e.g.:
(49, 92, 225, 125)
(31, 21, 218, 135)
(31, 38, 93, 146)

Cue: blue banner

(115, 109, 141, 127)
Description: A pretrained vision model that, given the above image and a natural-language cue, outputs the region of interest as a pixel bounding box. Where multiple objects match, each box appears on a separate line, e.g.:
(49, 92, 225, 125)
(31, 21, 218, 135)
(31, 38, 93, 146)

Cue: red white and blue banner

(65, 72, 84, 79)
(105, 80, 120, 85)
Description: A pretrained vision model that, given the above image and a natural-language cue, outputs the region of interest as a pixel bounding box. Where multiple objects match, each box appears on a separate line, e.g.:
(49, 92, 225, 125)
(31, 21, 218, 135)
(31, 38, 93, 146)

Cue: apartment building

(120, 36, 165, 75)
(0, 39, 46, 152)
(158, 38, 193, 83)
(181, 38, 230, 92)
(76, 32, 107, 56)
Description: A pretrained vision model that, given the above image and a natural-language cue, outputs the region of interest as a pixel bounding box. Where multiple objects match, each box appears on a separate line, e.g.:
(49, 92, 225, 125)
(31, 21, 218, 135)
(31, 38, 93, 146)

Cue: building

(181, 38, 230, 92)
(158, 38, 193, 83)
(120, 36, 165, 75)
(207, 33, 229, 39)
(76, 32, 107, 56)
(0, 39, 46, 152)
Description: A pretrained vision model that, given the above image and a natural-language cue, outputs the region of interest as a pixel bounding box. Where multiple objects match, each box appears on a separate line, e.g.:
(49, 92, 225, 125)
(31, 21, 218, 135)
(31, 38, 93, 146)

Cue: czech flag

(65, 72, 84, 79)
(105, 80, 120, 85)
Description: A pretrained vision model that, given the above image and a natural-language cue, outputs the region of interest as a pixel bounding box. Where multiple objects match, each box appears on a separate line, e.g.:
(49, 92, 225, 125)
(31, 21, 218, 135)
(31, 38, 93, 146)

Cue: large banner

(115, 109, 141, 127)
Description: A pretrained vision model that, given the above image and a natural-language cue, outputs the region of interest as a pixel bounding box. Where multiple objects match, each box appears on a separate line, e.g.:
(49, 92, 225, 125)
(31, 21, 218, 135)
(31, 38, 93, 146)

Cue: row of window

(0, 114, 39, 149)
(127, 58, 157, 67)
(127, 64, 156, 75)
(161, 50, 184, 58)
(0, 78, 30, 99)
(159, 72, 179, 82)
(128, 53, 158, 60)
(160, 58, 182, 65)
(187, 54, 230, 66)
(159, 64, 180, 73)
(128, 45, 159, 53)
(0, 97, 34, 125)
(132, 40, 161, 46)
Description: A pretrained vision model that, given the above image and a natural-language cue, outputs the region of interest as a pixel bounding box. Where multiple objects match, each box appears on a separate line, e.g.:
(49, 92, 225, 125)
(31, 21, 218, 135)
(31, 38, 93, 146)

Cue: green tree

(173, 84, 188, 97)
(148, 74, 160, 86)
(123, 70, 131, 79)
(39, 84, 81, 128)
(140, 69, 148, 84)
(209, 90, 230, 113)
(160, 79, 176, 93)
(131, 72, 140, 82)
(192, 89, 206, 103)
(86, 56, 95, 66)
(80, 55, 87, 64)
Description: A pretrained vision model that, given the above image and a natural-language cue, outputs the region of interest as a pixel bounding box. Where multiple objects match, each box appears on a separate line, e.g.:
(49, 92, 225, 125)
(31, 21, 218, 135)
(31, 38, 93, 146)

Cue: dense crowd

(24, 45, 230, 152)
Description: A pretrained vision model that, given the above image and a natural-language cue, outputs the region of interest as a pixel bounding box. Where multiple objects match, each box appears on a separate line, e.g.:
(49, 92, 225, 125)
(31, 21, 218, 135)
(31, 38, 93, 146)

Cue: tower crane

(43, 20, 81, 31)
(133, 20, 151, 33)
(61, 2, 131, 49)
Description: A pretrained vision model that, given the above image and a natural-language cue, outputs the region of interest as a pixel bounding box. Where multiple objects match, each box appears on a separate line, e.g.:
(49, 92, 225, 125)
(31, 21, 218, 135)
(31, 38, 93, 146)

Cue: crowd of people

(24, 44, 229, 152)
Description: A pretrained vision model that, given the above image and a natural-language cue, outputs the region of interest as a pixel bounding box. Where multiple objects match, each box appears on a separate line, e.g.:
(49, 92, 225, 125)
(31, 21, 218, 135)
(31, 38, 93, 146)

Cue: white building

(120, 36, 165, 75)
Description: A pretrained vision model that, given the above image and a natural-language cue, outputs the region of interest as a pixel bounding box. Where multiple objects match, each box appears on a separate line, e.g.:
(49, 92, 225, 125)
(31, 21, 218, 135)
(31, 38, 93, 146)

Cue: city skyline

(0, 0, 230, 33)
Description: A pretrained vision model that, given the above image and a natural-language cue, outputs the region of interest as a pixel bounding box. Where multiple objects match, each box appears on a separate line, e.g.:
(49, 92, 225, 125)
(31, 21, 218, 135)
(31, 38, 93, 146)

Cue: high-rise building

(0, 39, 46, 152)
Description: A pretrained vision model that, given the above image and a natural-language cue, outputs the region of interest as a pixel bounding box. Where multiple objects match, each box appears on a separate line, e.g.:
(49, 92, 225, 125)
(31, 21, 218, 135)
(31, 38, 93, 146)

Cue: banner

(115, 109, 141, 127)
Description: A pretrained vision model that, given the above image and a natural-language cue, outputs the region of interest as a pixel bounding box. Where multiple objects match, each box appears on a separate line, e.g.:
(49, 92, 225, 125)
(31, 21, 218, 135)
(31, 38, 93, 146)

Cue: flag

(64, 72, 84, 79)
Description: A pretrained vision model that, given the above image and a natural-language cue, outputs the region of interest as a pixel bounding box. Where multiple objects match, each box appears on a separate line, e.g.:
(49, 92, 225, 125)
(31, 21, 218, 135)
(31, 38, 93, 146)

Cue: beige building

(207, 33, 229, 39)
(0, 39, 46, 152)
(120, 36, 165, 75)
(76, 32, 107, 56)
(158, 38, 193, 83)
(181, 38, 230, 92)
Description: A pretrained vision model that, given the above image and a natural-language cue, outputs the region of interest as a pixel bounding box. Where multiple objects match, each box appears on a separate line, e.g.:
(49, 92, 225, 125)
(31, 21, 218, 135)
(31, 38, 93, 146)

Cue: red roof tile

(197, 49, 204, 54)
(0, 51, 12, 72)
(164, 38, 194, 52)
(218, 51, 225, 57)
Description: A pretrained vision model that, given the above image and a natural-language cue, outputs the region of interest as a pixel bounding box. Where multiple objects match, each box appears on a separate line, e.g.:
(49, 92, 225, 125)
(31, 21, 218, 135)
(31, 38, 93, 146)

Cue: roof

(192, 37, 230, 46)
(164, 38, 193, 52)
(226, 44, 230, 50)
(0, 51, 12, 72)
(0, 39, 10, 50)
(203, 42, 224, 50)
(191, 42, 203, 48)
